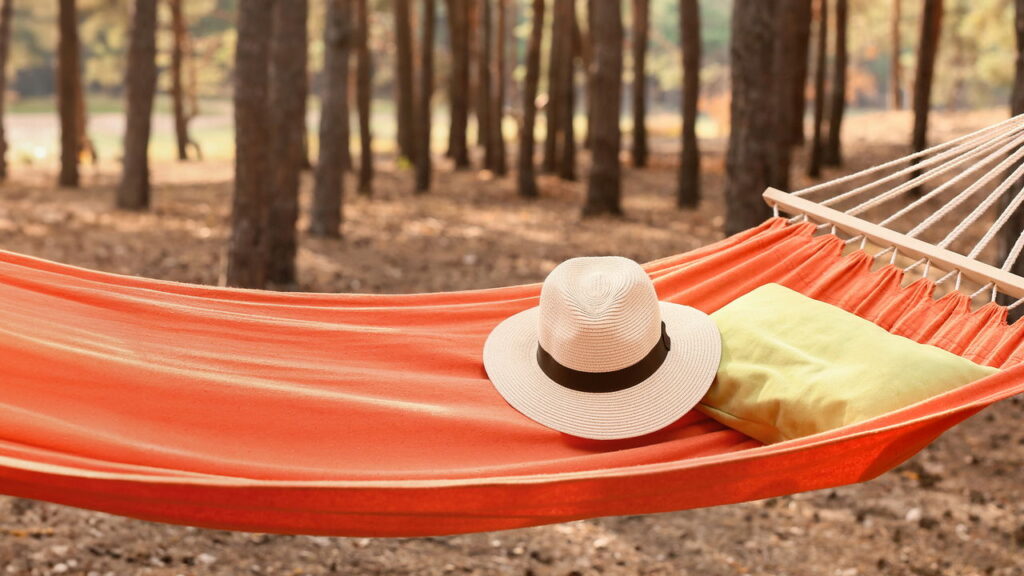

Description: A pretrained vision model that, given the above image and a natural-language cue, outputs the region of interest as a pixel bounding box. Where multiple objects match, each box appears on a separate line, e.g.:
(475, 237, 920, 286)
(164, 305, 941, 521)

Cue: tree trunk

(677, 0, 700, 208)
(489, 0, 507, 175)
(0, 0, 13, 180)
(912, 0, 942, 155)
(631, 0, 648, 168)
(807, 0, 828, 178)
(771, 0, 809, 191)
(169, 0, 193, 161)
(311, 0, 350, 238)
(446, 0, 471, 168)
(225, 0, 274, 288)
(542, 0, 565, 173)
(582, 0, 622, 217)
(57, 0, 80, 187)
(583, 0, 595, 150)
(557, 0, 576, 181)
(415, 0, 435, 192)
(824, 0, 848, 167)
(117, 0, 158, 210)
(890, 0, 902, 109)
(266, 0, 308, 286)
(355, 0, 373, 194)
(394, 0, 416, 161)
(518, 0, 544, 198)
(725, 0, 778, 236)
(775, 0, 812, 150)
(476, 0, 492, 152)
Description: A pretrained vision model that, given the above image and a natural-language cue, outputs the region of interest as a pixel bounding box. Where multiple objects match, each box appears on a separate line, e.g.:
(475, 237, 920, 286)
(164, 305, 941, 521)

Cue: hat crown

(537, 257, 663, 373)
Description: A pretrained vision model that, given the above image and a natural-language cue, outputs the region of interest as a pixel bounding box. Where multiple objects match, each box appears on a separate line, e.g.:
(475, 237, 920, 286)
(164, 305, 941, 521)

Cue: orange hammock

(2, 218, 1023, 537)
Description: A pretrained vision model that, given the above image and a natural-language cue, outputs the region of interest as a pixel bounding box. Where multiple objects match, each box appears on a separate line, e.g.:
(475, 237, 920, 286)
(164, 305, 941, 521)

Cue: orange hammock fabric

(1, 218, 1023, 537)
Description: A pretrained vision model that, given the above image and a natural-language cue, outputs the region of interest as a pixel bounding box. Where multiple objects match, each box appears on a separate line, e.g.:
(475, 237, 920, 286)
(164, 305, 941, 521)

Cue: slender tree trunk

(476, 0, 492, 151)
(807, 0, 828, 178)
(912, 0, 942, 155)
(394, 0, 415, 161)
(771, 0, 809, 192)
(355, 0, 373, 194)
(415, 0, 435, 192)
(225, 0, 274, 288)
(311, 0, 350, 238)
(788, 0, 813, 145)
(169, 0, 193, 161)
(583, 0, 595, 150)
(266, 0, 307, 285)
(631, 0, 648, 167)
(446, 0, 471, 168)
(677, 0, 700, 208)
(489, 0, 507, 175)
(117, 0, 158, 210)
(890, 0, 902, 109)
(725, 0, 778, 235)
(518, 0, 545, 198)
(57, 0, 80, 187)
(557, 0, 576, 181)
(543, 0, 565, 173)
(583, 0, 622, 217)
(776, 0, 812, 149)
(0, 0, 13, 180)
(824, 0, 848, 167)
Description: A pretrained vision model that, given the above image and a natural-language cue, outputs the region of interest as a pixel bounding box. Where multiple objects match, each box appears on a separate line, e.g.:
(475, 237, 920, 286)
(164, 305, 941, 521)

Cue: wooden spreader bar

(763, 187, 1024, 301)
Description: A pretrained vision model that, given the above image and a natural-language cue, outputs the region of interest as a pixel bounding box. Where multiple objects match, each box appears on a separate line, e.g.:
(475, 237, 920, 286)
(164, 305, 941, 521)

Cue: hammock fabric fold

(1, 218, 1023, 537)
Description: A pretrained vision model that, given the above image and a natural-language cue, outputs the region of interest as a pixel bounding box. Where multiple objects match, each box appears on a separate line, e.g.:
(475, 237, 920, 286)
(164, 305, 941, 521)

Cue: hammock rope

(768, 114, 1024, 308)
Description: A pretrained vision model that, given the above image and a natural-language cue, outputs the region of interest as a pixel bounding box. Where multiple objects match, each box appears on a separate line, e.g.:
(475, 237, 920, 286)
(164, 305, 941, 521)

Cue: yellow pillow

(699, 284, 998, 444)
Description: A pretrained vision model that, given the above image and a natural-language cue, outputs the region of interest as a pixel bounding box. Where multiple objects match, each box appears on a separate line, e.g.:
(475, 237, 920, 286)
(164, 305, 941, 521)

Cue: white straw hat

(483, 256, 722, 440)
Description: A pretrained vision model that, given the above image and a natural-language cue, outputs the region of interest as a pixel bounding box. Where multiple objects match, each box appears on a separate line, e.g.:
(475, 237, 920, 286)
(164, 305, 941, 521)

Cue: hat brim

(483, 302, 722, 440)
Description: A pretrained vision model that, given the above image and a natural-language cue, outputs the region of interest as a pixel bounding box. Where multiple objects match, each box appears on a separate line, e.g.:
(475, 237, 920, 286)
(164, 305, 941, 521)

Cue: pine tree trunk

(518, 0, 544, 198)
(725, 0, 778, 236)
(0, 0, 13, 181)
(394, 0, 416, 161)
(57, 0, 80, 187)
(117, 0, 158, 210)
(677, 0, 700, 208)
(775, 0, 812, 149)
(225, 0, 274, 288)
(771, 0, 808, 192)
(169, 0, 192, 161)
(557, 0, 576, 181)
(583, 0, 595, 150)
(489, 0, 507, 175)
(266, 0, 307, 286)
(631, 0, 648, 168)
(476, 0, 492, 153)
(890, 0, 902, 109)
(823, 0, 848, 167)
(311, 0, 350, 238)
(807, 0, 828, 178)
(582, 0, 622, 217)
(912, 0, 942, 155)
(446, 0, 471, 168)
(542, 0, 565, 173)
(415, 0, 435, 192)
(355, 0, 373, 194)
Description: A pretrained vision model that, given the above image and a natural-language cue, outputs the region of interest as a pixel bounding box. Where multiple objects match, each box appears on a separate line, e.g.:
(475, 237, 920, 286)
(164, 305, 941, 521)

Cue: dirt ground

(0, 110, 1021, 575)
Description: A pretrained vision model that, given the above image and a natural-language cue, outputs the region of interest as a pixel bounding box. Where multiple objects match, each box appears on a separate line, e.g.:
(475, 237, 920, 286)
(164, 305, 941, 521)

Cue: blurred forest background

(1, 2, 1023, 574)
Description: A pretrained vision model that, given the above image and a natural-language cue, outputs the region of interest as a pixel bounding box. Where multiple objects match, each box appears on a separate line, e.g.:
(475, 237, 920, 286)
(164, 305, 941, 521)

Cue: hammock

(3, 119, 1024, 538)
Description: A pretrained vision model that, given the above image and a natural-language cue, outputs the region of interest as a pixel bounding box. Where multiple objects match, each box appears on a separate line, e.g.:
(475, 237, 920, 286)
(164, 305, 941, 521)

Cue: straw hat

(483, 256, 722, 440)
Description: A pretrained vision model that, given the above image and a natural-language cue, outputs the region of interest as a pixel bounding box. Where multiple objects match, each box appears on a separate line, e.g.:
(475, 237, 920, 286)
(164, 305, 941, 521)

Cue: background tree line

(0, 0, 1021, 289)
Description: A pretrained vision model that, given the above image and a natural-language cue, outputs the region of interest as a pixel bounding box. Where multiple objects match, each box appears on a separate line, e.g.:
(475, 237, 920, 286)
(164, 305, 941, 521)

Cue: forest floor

(0, 109, 1022, 576)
